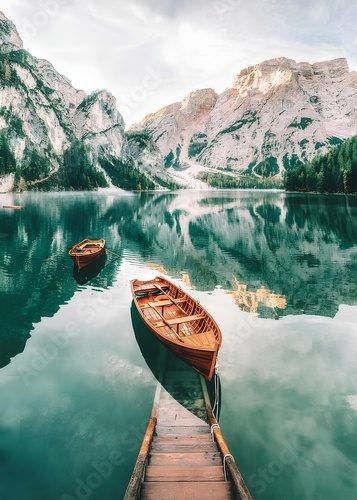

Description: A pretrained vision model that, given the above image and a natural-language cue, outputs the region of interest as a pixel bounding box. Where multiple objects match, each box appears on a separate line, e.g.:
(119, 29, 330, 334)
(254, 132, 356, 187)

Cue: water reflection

(73, 251, 107, 285)
(1, 190, 357, 500)
(0, 193, 122, 368)
(229, 276, 287, 315)
(1, 191, 357, 369)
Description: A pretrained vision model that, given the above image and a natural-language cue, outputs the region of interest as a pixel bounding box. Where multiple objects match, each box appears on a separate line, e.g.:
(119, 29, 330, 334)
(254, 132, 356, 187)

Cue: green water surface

(0, 190, 356, 500)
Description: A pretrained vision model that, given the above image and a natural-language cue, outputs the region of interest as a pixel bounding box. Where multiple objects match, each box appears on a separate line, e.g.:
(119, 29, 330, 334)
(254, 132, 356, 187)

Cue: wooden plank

(152, 435, 213, 443)
(141, 481, 232, 500)
(145, 465, 225, 482)
(157, 414, 207, 426)
(156, 425, 210, 435)
(185, 330, 215, 346)
(157, 420, 207, 428)
(149, 452, 222, 466)
(135, 283, 168, 292)
(153, 321, 165, 328)
(147, 298, 187, 307)
(150, 442, 218, 453)
(166, 314, 204, 325)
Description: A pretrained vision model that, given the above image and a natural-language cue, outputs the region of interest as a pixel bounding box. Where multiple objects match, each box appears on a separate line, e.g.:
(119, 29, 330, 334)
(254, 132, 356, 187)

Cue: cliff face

(0, 11, 166, 192)
(132, 57, 357, 184)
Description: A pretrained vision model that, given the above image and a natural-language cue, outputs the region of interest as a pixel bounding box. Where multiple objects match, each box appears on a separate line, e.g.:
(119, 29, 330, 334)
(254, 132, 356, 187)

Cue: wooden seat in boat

(165, 314, 205, 325)
(147, 298, 186, 308)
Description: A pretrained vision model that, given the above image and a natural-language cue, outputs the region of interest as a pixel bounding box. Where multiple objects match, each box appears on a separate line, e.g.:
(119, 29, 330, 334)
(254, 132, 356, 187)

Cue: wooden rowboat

(131, 276, 222, 381)
(68, 238, 105, 270)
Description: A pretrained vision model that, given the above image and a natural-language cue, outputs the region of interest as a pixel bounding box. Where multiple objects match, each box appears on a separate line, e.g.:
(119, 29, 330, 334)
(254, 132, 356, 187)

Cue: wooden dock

(124, 361, 252, 500)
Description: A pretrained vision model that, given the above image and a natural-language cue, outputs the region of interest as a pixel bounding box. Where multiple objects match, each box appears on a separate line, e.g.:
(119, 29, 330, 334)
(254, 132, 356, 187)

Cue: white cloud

(1, 0, 356, 126)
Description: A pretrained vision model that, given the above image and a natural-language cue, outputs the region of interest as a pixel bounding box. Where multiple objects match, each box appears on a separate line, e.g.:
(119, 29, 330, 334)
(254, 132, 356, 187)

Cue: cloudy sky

(2, 0, 357, 126)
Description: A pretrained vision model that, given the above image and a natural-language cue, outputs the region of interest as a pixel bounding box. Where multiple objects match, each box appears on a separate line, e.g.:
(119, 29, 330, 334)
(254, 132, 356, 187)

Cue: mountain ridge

(0, 11, 174, 192)
(1, 11, 356, 191)
(131, 56, 357, 186)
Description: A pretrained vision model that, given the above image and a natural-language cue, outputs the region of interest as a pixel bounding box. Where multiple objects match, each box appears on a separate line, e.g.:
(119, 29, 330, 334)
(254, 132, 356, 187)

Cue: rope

(223, 453, 234, 481)
(212, 365, 221, 420)
(105, 248, 122, 260)
(210, 423, 220, 442)
(103, 253, 121, 269)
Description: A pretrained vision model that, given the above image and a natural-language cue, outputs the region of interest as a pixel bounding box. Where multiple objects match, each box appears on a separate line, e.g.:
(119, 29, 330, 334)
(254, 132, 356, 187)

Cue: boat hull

(70, 247, 105, 270)
(69, 239, 106, 270)
(151, 328, 218, 381)
(73, 251, 107, 284)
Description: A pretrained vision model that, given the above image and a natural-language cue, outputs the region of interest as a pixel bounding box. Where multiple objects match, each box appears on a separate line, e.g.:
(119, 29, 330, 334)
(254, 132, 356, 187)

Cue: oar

(153, 283, 191, 317)
(153, 283, 212, 345)
(148, 304, 184, 343)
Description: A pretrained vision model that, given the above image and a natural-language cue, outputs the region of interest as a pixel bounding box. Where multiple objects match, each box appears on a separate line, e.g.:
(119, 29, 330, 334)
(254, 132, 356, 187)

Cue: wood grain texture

(145, 465, 225, 482)
(141, 481, 232, 500)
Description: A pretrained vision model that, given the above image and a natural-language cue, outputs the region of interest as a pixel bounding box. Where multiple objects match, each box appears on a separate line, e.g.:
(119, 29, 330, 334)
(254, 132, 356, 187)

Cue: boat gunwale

(68, 238, 105, 256)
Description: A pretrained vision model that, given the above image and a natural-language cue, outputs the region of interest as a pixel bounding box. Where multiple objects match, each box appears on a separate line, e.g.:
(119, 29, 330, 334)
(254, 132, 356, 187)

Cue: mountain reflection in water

(1, 190, 357, 369)
(1, 190, 357, 500)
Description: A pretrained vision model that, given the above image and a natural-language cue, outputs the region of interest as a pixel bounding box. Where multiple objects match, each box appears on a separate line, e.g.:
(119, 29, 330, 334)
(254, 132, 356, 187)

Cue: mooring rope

(210, 423, 220, 443)
(212, 365, 221, 420)
(105, 248, 122, 260)
(223, 453, 234, 481)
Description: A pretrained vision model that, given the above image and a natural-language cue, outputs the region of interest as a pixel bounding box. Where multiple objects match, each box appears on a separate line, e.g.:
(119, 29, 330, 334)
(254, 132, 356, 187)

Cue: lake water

(0, 190, 357, 500)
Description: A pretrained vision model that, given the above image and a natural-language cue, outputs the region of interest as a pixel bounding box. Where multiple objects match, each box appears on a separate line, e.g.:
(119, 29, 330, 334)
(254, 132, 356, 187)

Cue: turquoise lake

(0, 190, 357, 499)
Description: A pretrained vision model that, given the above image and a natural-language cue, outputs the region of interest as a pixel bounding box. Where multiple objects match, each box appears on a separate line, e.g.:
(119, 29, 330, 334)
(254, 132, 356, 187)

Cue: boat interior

(133, 279, 219, 347)
(71, 240, 104, 254)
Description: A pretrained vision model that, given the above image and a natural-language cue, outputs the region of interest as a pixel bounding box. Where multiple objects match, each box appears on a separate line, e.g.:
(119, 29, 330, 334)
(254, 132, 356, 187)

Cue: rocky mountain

(131, 57, 357, 186)
(0, 11, 172, 192)
(1, 10, 357, 191)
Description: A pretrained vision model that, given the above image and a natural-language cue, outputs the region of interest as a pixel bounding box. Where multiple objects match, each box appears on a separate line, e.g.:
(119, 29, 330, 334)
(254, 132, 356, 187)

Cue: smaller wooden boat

(131, 276, 222, 381)
(69, 238, 105, 270)
(3, 205, 23, 209)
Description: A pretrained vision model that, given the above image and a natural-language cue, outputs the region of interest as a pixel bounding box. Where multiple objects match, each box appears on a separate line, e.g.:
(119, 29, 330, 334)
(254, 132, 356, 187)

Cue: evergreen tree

(62, 140, 107, 190)
(0, 133, 16, 175)
(21, 148, 50, 182)
(285, 136, 357, 193)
